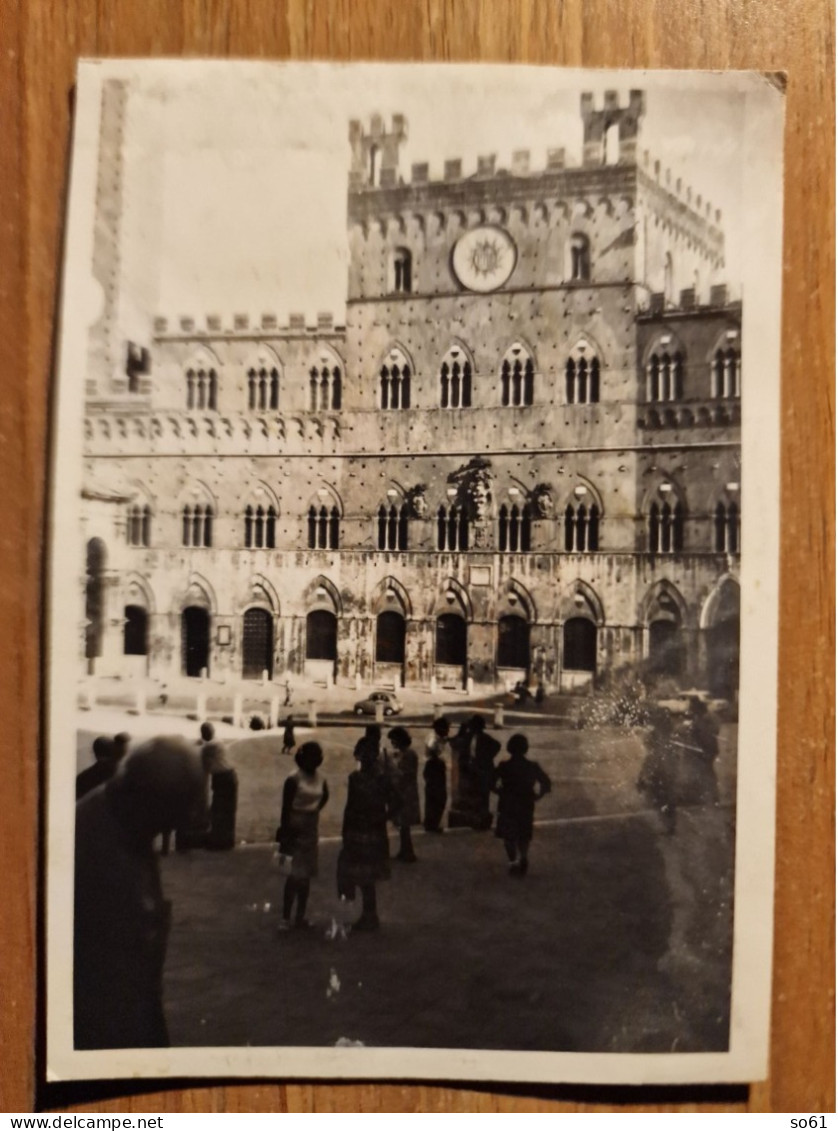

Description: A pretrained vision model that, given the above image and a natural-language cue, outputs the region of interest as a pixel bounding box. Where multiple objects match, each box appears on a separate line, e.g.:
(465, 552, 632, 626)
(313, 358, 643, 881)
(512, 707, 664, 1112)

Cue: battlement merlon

(349, 114, 408, 189)
(151, 312, 346, 340)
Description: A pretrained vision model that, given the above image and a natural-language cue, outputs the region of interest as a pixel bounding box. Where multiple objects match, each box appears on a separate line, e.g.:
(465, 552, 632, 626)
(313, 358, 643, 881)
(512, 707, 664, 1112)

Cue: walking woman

(492, 733, 551, 876)
(388, 726, 420, 862)
(276, 742, 329, 930)
(338, 738, 399, 930)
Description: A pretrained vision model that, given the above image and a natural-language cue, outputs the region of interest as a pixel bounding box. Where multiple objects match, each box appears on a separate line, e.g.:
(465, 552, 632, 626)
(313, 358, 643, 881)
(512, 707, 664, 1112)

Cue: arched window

(439, 346, 472, 409)
(380, 347, 412, 410)
(498, 503, 532, 552)
(248, 366, 280, 412)
(711, 345, 741, 398)
(436, 505, 469, 551)
(126, 504, 152, 547)
(500, 343, 535, 407)
(186, 366, 218, 411)
(648, 496, 684, 553)
(308, 503, 340, 549)
(377, 501, 408, 551)
(181, 606, 210, 677)
(565, 343, 601, 404)
(646, 348, 684, 402)
(182, 503, 213, 548)
(563, 617, 597, 672)
(604, 121, 620, 165)
(569, 233, 591, 281)
(714, 500, 740, 554)
(564, 496, 599, 552)
(310, 364, 342, 411)
(244, 503, 277, 549)
(392, 247, 412, 294)
(306, 610, 337, 661)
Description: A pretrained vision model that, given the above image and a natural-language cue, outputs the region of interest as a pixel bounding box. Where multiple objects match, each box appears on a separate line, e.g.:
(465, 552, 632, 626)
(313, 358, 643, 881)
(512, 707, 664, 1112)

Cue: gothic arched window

(565, 343, 601, 404)
(377, 501, 409, 551)
(127, 504, 152, 547)
(498, 503, 532, 552)
(714, 500, 740, 554)
(182, 503, 213, 548)
(436, 505, 469, 551)
(564, 496, 599, 552)
(569, 233, 591, 281)
(649, 495, 684, 553)
(310, 363, 343, 411)
(392, 247, 413, 294)
(500, 343, 535, 407)
(439, 346, 472, 409)
(248, 366, 280, 412)
(711, 345, 741, 399)
(186, 367, 218, 411)
(380, 347, 412, 410)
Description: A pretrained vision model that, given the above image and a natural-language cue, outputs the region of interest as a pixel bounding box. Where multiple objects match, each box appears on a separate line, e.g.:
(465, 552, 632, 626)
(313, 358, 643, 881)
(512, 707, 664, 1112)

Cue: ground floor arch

(123, 605, 148, 656)
(497, 615, 531, 671)
(648, 618, 686, 677)
(182, 606, 210, 677)
(563, 617, 597, 673)
(242, 607, 274, 679)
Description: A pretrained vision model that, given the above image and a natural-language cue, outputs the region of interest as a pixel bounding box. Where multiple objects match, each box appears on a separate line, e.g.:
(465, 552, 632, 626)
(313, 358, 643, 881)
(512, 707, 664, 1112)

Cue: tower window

(392, 248, 413, 294)
(380, 347, 412, 409)
(570, 234, 591, 281)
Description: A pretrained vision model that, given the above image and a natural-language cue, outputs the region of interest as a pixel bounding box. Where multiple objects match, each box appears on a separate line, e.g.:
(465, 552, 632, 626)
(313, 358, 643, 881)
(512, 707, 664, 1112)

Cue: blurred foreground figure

(73, 736, 205, 1049)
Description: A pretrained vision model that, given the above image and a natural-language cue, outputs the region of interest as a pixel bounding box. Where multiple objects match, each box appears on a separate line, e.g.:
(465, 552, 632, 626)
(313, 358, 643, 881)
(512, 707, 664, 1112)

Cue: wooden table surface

(1, 0, 833, 1114)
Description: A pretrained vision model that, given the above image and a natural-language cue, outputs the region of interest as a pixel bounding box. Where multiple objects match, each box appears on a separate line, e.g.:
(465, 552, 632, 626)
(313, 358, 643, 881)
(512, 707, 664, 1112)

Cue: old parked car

(353, 690, 403, 717)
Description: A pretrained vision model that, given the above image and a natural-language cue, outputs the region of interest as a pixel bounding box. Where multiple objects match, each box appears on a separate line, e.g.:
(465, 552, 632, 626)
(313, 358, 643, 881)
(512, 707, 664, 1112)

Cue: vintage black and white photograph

(46, 62, 784, 1084)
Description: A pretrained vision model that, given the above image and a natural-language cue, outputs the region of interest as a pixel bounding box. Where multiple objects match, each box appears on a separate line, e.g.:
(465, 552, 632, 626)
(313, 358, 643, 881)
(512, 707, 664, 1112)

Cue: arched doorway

(703, 579, 740, 699)
(497, 615, 530, 672)
(375, 610, 406, 686)
(305, 609, 337, 683)
(563, 617, 597, 674)
(648, 619, 686, 677)
(123, 605, 148, 656)
(435, 613, 467, 688)
(181, 606, 210, 677)
(242, 607, 273, 679)
(85, 539, 106, 671)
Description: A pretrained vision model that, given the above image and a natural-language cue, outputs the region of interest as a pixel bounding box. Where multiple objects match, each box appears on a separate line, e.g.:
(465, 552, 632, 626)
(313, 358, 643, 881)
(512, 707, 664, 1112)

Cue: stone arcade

(82, 84, 742, 698)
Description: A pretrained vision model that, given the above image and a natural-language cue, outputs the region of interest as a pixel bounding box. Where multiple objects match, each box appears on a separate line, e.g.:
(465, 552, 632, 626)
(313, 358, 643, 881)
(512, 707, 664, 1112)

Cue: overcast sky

(99, 63, 758, 327)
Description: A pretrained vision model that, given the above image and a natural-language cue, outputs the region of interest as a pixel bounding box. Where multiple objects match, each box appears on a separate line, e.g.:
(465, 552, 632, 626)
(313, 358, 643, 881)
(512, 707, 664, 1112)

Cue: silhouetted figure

(492, 733, 551, 876)
(682, 697, 721, 806)
(282, 716, 296, 756)
(470, 715, 501, 830)
(388, 726, 420, 862)
(76, 732, 130, 800)
(277, 742, 329, 929)
(338, 740, 398, 930)
(201, 723, 238, 850)
(73, 736, 205, 1049)
(423, 717, 450, 833)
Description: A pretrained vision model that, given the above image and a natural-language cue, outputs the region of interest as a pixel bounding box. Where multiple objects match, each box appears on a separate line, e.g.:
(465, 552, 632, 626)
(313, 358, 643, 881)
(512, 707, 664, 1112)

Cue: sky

(103, 62, 757, 329)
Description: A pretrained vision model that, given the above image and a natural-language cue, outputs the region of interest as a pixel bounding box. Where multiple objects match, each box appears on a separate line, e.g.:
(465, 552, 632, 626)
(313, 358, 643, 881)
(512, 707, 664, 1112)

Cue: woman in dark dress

(338, 739, 398, 930)
(492, 733, 551, 876)
(470, 714, 501, 830)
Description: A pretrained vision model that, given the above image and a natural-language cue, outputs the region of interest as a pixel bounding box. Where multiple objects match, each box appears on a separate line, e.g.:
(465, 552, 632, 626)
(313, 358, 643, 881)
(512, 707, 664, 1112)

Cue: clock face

(452, 225, 517, 293)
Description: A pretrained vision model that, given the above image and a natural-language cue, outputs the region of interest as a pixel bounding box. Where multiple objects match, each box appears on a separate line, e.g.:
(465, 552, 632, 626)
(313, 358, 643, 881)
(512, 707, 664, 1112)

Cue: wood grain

(1, 0, 833, 1113)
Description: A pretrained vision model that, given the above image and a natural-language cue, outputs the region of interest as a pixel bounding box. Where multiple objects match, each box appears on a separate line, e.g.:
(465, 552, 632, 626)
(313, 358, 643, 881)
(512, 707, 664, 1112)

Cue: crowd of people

(273, 714, 553, 934)
(73, 695, 722, 1049)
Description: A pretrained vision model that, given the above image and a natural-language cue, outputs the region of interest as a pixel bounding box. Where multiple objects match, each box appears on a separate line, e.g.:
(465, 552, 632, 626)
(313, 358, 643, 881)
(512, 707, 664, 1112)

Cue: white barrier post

(308, 700, 318, 728)
(196, 691, 207, 721)
(494, 704, 504, 728)
(233, 694, 243, 728)
(269, 695, 280, 728)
